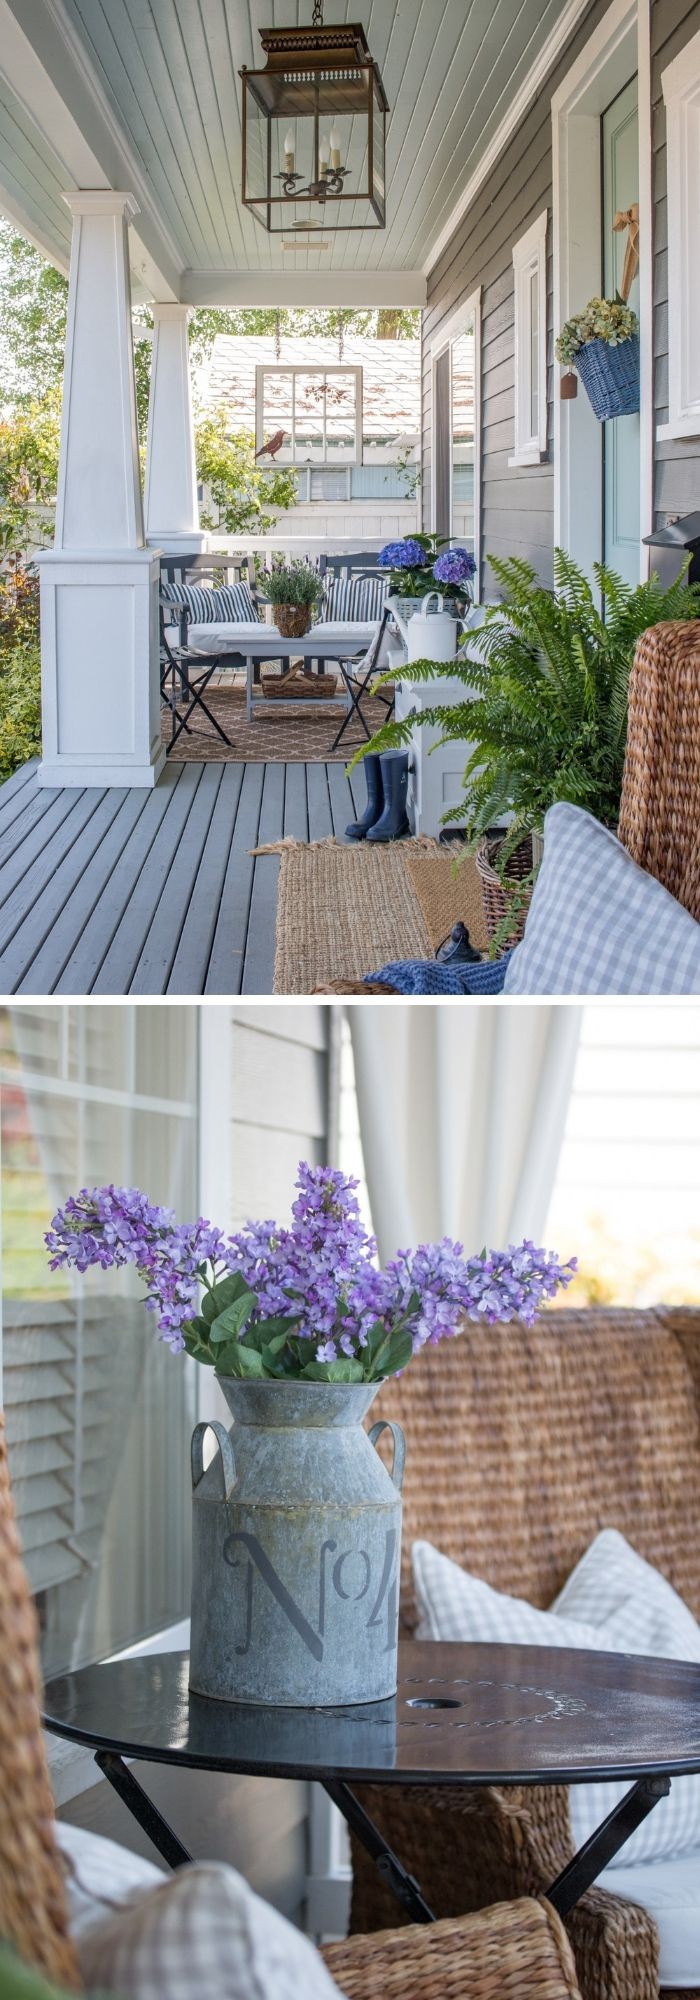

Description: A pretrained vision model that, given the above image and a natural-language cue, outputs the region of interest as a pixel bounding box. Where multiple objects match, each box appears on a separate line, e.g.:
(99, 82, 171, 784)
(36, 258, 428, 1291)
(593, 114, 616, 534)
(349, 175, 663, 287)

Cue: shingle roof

(197, 334, 421, 444)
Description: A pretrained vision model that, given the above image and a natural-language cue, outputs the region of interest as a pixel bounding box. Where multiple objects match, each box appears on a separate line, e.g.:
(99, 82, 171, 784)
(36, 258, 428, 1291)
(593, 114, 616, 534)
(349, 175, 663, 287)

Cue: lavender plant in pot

(264, 557, 322, 638)
(46, 1165, 574, 1709)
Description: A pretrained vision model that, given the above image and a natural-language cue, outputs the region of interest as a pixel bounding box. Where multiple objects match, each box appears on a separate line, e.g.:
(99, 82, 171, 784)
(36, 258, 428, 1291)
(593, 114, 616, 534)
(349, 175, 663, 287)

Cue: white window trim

(255, 364, 363, 466)
(657, 29, 700, 442)
(509, 209, 548, 467)
(552, 0, 652, 581)
(427, 288, 482, 600)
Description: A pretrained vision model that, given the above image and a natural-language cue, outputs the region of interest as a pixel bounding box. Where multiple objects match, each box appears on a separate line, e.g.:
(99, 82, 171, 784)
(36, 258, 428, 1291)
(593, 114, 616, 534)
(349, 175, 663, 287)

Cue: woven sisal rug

(269, 838, 484, 993)
(162, 683, 389, 764)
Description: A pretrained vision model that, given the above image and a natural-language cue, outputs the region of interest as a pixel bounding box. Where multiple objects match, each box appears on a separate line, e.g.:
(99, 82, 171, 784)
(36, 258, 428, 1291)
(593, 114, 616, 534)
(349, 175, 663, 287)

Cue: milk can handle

(368, 1418, 406, 1492)
(190, 1421, 237, 1501)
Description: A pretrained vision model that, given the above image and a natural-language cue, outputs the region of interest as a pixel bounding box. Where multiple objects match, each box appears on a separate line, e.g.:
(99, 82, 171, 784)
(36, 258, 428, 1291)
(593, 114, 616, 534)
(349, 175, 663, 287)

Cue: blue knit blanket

(365, 954, 511, 996)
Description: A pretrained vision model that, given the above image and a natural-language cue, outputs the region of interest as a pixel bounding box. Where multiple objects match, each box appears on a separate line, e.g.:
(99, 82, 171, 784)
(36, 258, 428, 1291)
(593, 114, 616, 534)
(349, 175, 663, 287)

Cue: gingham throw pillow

(75, 1859, 344, 2000)
(413, 1529, 700, 1867)
(503, 801, 700, 994)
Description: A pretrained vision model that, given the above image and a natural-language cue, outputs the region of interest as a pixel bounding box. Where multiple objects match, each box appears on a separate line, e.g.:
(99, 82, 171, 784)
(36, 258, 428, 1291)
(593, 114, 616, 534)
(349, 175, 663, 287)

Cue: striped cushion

(161, 581, 260, 624)
(322, 573, 389, 622)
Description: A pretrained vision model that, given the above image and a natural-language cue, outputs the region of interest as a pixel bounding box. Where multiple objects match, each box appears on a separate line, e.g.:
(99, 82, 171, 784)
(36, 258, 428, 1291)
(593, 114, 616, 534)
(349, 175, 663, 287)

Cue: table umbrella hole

(407, 1696, 463, 1710)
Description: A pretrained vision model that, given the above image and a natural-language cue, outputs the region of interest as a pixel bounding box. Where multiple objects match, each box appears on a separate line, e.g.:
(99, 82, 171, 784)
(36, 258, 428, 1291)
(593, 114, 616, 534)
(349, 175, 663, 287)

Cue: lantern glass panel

(372, 74, 386, 221)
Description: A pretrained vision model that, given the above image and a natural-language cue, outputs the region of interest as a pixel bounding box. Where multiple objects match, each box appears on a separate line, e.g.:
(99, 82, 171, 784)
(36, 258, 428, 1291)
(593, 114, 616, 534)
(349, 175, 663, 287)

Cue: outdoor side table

(43, 1639, 700, 1926)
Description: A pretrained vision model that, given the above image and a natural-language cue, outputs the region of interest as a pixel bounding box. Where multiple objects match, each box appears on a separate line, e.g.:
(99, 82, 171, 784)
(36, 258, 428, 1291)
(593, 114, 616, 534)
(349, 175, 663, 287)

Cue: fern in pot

(351, 549, 700, 947)
(264, 557, 322, 638)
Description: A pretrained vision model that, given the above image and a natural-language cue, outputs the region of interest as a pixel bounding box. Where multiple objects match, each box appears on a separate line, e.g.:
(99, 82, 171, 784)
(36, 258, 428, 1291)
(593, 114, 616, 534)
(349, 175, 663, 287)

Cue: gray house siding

(422, 0, 700, 591)
(652, 0, 700, 523)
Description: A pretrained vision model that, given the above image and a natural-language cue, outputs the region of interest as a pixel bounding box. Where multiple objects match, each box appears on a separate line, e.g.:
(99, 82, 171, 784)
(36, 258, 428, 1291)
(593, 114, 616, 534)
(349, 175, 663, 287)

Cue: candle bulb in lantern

(284, 128, 295, 174)
(330, 125, 342, 170)
(318, 133, 330, 177)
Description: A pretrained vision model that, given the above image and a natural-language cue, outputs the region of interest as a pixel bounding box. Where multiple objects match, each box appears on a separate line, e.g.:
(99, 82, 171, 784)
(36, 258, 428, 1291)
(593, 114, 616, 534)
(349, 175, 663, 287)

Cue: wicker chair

(0, 1413, 581, 2000)
(348, 1304, 700, 2000)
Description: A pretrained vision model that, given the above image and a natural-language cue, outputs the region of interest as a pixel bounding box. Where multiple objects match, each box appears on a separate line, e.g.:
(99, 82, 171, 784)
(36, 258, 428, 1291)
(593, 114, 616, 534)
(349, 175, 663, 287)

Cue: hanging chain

(312, 1, 324, 22)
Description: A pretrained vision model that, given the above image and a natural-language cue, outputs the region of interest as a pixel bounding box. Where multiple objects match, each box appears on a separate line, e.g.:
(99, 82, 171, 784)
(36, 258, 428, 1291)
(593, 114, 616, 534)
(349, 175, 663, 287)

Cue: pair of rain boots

(345, 751, 410, 843)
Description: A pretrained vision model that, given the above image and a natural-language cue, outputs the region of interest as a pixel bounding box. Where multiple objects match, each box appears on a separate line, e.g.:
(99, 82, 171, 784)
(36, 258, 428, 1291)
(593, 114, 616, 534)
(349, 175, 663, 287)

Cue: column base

(38, 747, 166, 790)
(36, 547, 164, 790)
(147, 531, 208, 553)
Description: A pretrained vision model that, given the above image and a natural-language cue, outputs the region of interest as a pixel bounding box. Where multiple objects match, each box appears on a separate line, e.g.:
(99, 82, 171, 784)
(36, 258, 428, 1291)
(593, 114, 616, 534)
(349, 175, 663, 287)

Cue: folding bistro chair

(329, 604, 397, 753)
(159, 599, 234, 753)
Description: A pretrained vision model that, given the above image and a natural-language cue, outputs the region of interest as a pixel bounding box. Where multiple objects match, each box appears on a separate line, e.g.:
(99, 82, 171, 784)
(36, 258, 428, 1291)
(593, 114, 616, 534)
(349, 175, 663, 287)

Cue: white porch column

(37, 191, 164, 789)
(144, 303, 205, 551)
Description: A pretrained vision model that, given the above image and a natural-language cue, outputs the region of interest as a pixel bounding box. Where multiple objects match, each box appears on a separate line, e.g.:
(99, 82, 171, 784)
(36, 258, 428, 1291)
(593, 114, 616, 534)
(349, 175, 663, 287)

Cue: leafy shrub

(0, 641, 41, 781)
(195, 412, 297, 536)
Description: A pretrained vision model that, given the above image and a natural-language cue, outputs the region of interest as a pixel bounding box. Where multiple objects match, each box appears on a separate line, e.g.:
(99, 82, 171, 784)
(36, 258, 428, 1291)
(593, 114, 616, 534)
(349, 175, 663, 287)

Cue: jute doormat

(162, 683, 389, 764)
(405, 850, 488, 954)
(267, 838, 484, 994)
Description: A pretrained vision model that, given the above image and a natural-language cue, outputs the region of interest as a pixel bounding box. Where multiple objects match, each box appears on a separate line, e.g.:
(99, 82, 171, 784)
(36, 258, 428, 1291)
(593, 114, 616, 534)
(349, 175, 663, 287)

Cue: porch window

(510, 210, 548, 465)
(0, 1005, 198, 1680)
(431, 291, 480, 573)
(256, 366, 362, 465)
(658, 29, 700, 441)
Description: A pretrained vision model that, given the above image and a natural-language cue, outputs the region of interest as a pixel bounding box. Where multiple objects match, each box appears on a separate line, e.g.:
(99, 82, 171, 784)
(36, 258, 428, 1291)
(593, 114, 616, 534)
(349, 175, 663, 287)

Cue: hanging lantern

(240, 3, 389, 237)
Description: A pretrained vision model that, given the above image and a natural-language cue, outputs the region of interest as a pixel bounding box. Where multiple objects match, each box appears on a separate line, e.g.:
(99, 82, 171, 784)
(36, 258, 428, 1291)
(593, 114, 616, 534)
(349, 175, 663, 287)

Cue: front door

(602, 76, 640, 586)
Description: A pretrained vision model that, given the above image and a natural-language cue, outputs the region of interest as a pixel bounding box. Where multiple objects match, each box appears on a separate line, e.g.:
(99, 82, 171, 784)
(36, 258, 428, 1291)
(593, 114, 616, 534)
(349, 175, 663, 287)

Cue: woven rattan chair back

(0, 1412, 80, 1990)
(618, 618, 700, 919)
(372, 1306, 700, 1634)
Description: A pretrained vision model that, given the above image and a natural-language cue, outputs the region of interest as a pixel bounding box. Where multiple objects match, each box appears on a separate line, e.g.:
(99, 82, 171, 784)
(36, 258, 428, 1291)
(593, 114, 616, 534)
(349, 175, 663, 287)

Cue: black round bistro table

(43, 1638, 700, 1925)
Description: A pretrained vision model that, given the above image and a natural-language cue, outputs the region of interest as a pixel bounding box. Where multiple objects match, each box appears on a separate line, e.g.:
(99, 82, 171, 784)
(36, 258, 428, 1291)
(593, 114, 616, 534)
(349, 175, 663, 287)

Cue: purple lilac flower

(432, 547, 477, 586)
(377, 539, 426, 570)
(46, 1166, 576, 1374)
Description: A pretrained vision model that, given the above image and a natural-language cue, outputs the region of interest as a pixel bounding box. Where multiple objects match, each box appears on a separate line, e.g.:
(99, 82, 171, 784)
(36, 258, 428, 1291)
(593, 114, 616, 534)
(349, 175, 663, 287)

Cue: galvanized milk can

(189, 1378, 405, 1707)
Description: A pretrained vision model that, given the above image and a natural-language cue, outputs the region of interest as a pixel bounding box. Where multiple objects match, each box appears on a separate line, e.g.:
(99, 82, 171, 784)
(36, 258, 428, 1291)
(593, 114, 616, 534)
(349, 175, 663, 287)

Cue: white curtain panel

(349, 1004, 582, 1260)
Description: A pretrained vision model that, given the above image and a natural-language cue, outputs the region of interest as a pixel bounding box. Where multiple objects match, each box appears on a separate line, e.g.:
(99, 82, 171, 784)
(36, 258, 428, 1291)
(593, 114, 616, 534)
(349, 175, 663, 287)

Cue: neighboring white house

(196, 333, 421, 545)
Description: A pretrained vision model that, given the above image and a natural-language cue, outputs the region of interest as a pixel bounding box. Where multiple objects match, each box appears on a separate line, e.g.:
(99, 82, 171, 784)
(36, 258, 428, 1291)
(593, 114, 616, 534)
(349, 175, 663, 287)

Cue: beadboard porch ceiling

(0, 0, 586, 304)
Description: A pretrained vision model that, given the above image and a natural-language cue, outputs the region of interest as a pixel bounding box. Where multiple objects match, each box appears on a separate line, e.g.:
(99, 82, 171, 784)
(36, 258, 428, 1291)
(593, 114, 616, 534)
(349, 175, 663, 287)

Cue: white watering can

(391, 591, 461, 664)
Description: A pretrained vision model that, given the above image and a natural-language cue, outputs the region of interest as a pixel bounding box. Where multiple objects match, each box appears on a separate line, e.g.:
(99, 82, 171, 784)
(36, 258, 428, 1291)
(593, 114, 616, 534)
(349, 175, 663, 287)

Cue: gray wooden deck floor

(0, 759, 364, 996)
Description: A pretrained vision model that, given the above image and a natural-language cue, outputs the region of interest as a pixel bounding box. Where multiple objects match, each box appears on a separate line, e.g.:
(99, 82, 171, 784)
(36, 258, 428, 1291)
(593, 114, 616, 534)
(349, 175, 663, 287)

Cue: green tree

(0, 391, 61, 557)
(195, 410, 297, 536)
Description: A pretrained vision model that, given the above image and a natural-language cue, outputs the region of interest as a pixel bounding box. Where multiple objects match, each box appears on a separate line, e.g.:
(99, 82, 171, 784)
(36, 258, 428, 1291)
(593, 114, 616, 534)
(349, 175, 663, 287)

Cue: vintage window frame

(255, 364, 363, 465)
(510, 209, 549, 466)
(658, 28, 700, 441)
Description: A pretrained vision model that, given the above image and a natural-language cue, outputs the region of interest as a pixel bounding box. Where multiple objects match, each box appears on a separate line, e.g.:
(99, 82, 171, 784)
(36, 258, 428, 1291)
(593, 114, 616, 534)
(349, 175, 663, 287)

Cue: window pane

(262, 372, 293, 462)
(295, 373, 325, 460)
(451, 321, 475, 548)
(0, 1005, 198, 1678)
(530, 266, 539, 440)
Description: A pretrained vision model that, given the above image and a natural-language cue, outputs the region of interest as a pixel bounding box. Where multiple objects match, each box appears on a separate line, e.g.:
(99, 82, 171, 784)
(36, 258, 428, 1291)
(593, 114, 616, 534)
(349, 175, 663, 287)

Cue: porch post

(36, 191, 164, 790)
(144, 304, 205, 551)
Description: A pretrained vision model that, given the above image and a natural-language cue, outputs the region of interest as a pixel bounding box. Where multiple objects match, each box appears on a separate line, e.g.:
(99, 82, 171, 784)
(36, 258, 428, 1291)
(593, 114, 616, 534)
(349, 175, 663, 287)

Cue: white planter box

(395, 672, 477, 838)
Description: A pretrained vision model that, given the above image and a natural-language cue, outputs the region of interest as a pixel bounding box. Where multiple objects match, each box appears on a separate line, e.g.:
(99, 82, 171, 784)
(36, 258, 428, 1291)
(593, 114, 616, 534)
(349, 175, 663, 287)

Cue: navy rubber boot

(345, 753, 384, 839)
(366, 751, 410, 842)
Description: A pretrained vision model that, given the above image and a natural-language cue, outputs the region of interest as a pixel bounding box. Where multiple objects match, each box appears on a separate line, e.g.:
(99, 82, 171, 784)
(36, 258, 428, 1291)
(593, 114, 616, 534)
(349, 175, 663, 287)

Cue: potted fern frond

(351, 549, 700, 946)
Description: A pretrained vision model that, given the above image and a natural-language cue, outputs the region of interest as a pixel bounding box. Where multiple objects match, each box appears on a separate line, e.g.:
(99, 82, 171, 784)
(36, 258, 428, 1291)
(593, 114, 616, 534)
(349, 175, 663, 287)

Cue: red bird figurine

(255, 429, 286, 460)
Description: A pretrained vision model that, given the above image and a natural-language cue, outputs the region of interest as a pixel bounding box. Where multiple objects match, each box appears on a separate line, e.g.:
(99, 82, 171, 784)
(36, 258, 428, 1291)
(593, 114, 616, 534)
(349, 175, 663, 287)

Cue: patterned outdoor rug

(267, 837, 484, 993)
(161, 681, 389, 764)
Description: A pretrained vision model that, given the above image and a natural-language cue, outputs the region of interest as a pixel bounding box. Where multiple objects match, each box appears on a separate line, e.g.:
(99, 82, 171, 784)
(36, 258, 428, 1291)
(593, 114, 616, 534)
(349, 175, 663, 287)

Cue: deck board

(0, 759, 353, 996)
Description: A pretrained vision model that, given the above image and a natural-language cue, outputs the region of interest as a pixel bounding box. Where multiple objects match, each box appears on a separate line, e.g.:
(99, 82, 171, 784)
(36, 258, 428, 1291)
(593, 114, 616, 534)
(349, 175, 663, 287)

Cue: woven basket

(261, 665, 337, 701)
(475, 832, 536, 946)
(273, 604, 313, 638)
(574, 334, 640, 420)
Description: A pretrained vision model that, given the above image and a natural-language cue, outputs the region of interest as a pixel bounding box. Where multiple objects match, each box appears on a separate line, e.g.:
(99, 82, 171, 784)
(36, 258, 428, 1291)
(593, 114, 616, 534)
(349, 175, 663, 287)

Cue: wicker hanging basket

(475, 832, 538, 947)
(574, 334, 640, 420)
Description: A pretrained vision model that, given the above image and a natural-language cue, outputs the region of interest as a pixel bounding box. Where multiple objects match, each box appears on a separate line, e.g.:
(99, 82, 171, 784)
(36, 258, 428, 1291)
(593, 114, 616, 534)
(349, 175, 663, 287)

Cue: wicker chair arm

(347, 1783, 661, 2000)
(321, 1897, 583, 2000)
